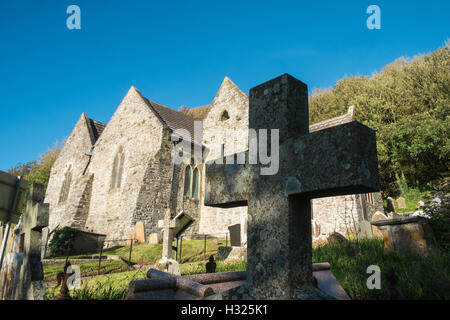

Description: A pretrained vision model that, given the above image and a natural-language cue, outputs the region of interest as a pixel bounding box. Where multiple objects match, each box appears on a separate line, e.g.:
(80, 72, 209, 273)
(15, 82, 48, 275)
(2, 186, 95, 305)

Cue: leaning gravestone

(228, 224, 241, 247)
(397, 197, 407, 209)
(204, 74, 381, 299)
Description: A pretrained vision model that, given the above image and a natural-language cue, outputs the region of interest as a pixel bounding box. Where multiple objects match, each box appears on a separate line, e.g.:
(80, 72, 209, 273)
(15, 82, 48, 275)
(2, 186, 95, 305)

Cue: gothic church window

(183, 165, 201, 199)
(59, 165, 72, 203)
(183, 165, 192, 197)
(192, 167, 200, 199)
(111, 147, 125, 190)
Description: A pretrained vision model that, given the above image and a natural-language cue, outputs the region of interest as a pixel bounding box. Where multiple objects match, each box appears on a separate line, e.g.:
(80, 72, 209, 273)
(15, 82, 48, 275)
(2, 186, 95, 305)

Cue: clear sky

(0, 0, 448, 170)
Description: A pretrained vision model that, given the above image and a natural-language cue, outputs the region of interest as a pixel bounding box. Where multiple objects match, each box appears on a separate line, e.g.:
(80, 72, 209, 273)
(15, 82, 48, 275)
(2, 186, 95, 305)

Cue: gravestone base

(371, 216, 435, 255)
(217, 246, 246, 261)
(29, 280, 46, 300)
(156, 257, 181, 276)
(206, 282, 335, 300)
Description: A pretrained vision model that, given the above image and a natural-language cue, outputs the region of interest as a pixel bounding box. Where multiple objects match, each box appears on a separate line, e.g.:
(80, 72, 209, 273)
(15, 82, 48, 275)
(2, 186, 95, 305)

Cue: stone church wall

(84, 87, 165, 242)
(45, 113, 96, 232)
(199, 77, 249, 244)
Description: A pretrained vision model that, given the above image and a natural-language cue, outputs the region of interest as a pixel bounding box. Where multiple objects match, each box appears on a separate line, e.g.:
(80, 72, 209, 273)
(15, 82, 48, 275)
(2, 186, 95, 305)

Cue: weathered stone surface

(148, 232, 161, 244)
(204, 74, 380, 299)
(128, 265, 349, 301)
(156, 257, 181, 276)
(371, 211, 388, 238)
(228, 224, 241, 247)
(371, 216, 435, 255)
(0, 183, 49, 300)
(327, 232, 348, 244)
(217, 246, 246, 261)
(133, 221, 145, 243)
(397, 197, 407, 209)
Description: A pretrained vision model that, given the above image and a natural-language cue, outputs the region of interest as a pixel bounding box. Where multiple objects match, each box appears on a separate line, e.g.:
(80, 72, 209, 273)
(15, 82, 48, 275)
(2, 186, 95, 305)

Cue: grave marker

(205, 74, 380, 299)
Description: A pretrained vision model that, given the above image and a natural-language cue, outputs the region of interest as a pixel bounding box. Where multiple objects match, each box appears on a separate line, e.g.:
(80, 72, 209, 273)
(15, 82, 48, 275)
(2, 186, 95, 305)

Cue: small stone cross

(158, 209, 178, 259)
(204, 74, 380, 299)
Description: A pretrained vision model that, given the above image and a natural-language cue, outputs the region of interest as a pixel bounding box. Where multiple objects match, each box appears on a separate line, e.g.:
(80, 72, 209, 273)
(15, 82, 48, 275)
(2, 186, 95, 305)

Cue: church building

(44, 77, 383, 247)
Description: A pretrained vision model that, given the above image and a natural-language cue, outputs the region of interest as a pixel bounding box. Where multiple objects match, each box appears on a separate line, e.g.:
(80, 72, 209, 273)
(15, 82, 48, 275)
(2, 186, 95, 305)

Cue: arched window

(220, 110, 230, 121)
(111, 147, 125, 190)
(192, 167, 200, 199)
(183, 165, 192, 197)
(59, 165, 72, 203)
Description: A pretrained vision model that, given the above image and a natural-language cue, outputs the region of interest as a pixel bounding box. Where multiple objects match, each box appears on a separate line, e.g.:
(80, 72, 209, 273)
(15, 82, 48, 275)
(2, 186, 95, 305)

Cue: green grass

(312, 238, 450, 300)
(383, 185, 430, 214)
(45, 268, 148, 300)
(46, 238, 450, 300)
(45, 260, 245, 300)
(48, 239, 227, 265)
(44, 260, 130, 282)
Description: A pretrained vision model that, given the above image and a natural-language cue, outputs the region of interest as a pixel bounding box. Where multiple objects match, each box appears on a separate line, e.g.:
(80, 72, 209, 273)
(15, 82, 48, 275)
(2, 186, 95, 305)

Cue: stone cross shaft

(158, 209, 178, 259)
(205, 74, 380, 299)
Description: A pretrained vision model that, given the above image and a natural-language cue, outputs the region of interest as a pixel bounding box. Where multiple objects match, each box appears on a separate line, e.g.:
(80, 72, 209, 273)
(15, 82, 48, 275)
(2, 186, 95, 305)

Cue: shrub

(421, 183, 450, 251)
(48, 226, 79, 257)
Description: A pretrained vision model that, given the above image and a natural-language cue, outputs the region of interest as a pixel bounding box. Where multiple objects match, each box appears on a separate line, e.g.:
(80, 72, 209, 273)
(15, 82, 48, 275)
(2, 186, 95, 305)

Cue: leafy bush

(309, 42, 450, 196)
(421, 183, 450, 251)
(48, 227, 79, 257)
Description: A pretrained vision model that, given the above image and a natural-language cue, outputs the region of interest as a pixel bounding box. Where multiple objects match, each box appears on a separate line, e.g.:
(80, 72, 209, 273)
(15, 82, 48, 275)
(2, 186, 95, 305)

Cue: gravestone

(372, 216, 435, 255)
(397, 197, 407, 209)
(134, 221, 145, 244)
(204, 74, 380, 299)
(157, 209, 194, 276)
(0, 183, 49, 300)
(371, 211, 388, 238)
(228, 224, 241, 247)
(386, 197, 395, 213)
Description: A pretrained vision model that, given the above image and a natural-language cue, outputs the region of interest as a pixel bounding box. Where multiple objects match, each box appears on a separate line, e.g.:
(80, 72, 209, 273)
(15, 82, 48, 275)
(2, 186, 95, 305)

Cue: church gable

(83, 86, 171, 239)
(203, 77, 249, 160)
(45, 112, 100, 231)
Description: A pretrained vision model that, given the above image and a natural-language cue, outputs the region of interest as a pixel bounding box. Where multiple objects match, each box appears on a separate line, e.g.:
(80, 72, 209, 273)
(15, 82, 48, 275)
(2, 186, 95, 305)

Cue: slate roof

(144, 98, 201, 144)
(88, 118, 106, 142)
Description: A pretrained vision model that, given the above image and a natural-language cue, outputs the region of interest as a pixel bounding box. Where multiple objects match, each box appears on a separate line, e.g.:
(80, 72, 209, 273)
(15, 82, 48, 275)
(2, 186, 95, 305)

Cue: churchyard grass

(312, 238, 450, 300)
(45, 239, 450, 300)
(47, 239, 227, 265)
(45, 260, 245, 300)
(43, 260, 130, 282)
(383, 185, 429, 214)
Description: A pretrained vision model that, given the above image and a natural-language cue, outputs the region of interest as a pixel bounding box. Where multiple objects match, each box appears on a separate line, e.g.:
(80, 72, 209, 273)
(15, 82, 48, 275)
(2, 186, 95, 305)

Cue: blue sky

(0, 0, 448, 170)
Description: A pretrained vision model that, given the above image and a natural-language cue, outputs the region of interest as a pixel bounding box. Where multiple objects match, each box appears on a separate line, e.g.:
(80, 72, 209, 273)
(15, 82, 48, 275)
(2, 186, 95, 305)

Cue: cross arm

(204, 152, 259, 208)
(284, 121, 381, 198)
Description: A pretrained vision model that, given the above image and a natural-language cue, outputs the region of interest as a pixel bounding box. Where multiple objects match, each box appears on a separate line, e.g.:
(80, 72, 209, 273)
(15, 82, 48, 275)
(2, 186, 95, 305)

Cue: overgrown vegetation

(422, 183, 450, 251)
(8, 143, 60, 191)
(309, 42, 450, 197)
(313, 239, 450, 300)
(48, 226, 80, 257)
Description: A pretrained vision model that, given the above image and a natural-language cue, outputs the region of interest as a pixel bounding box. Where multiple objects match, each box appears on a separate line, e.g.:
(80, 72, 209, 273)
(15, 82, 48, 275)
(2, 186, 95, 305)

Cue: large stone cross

(205, 74, 380, 299)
